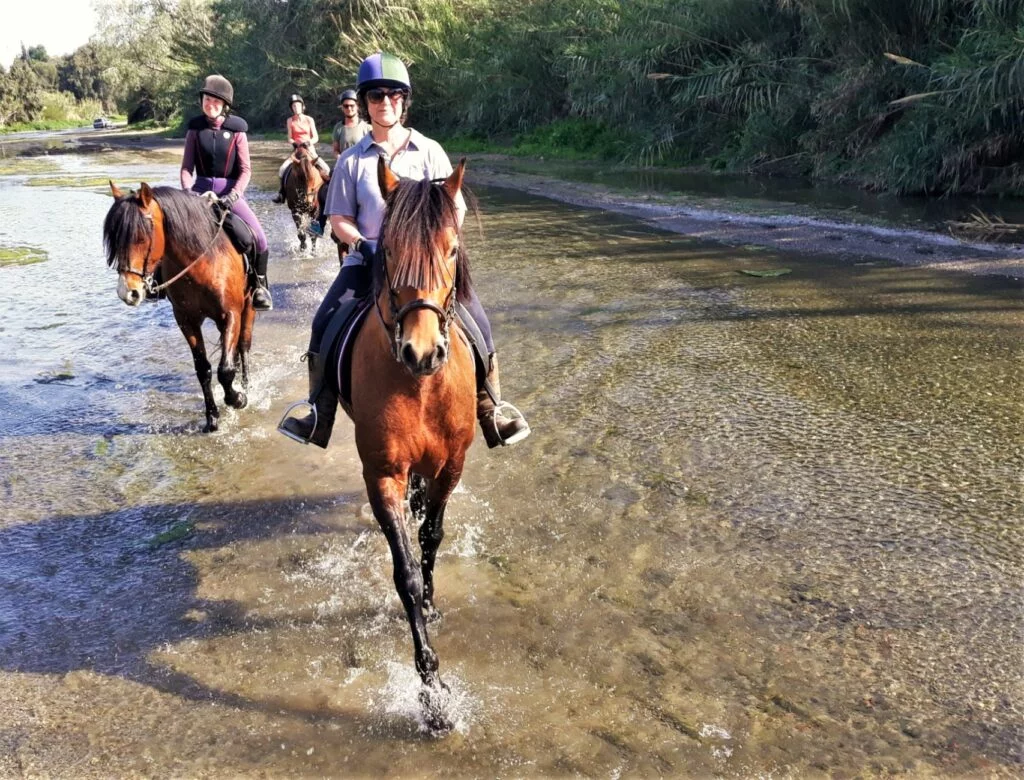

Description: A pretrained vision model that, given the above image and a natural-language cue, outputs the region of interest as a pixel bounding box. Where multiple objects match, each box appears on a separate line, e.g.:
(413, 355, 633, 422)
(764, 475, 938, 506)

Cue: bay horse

(284, 146, 326, 253)
(103, 182, 255, 432)
(344, 157, 476, 732)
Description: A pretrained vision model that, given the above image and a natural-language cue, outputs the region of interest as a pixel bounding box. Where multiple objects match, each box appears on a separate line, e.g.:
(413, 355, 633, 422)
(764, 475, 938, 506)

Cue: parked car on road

(93, 117, 110, 129)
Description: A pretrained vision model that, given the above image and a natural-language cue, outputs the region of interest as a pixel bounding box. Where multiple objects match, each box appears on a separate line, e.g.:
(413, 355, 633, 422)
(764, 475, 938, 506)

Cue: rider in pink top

(274, 94, 330, 202)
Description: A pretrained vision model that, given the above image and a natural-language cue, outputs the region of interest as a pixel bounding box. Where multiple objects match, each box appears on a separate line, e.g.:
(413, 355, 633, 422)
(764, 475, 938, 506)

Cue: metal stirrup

(277, 400, 317, 444)
(490, 400, 530, 445)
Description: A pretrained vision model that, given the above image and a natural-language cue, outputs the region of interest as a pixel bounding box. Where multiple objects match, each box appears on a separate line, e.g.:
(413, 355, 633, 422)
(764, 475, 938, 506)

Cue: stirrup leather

(277, 400, 318, 444)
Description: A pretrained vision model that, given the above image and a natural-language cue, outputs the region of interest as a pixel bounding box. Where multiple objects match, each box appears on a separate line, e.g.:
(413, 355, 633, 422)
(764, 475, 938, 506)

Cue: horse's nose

(401, 342, 447, 376)
(125, 288, 142, 306)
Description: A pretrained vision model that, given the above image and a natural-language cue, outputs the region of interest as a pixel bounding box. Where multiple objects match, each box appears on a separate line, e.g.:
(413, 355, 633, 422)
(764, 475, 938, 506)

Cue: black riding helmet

(288, 94, 305, 110)
(338, 89, 358, 105)
(199, 74, 234, 107)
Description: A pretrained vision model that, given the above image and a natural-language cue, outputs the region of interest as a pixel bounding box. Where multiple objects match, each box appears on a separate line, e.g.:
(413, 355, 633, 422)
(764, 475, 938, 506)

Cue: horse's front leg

(292, 210, 307, 251)
(414, 465, 462, 623)
(174, 312, 218, 432)
(217, 310, 247, 410)
(367, 474, 445, 683)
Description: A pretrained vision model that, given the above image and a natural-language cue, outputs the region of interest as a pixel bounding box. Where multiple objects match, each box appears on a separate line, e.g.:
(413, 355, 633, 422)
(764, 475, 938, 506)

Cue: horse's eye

(449, 246, 458, 259)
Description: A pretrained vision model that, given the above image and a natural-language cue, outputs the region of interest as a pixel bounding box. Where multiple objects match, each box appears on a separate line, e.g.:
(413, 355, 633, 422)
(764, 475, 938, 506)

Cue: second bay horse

(345, 157, 476, 732)
(103, 182, 255, 432)
(284, 145, 326, 252)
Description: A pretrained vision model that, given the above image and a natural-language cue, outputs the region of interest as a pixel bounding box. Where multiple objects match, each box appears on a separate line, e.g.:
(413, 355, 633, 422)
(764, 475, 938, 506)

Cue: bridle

(118, 211, 161, 294)
(375, 244, 457, 364)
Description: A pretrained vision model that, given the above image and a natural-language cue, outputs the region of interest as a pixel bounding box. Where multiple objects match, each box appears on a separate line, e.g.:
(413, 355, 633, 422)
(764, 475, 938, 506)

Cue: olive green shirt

(332, 120, 370, 158)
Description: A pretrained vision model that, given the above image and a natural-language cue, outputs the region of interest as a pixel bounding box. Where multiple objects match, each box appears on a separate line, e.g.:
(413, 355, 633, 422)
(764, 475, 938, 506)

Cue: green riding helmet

(356, 52, 411, 93)
(199, 74, 233, 107)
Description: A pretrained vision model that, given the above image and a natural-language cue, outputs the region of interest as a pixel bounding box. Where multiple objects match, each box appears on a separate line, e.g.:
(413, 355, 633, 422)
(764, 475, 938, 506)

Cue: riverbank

(9, 128, 1024, 280)
(461, 155, 1024, 280)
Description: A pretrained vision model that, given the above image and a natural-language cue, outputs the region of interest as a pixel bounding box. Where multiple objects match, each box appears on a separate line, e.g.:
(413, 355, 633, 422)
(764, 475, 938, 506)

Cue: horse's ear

(444, 158, 466, 200)
(109, 180, 124, 199)
(138, 182, 153, 209)
(377, 155, 399, 197)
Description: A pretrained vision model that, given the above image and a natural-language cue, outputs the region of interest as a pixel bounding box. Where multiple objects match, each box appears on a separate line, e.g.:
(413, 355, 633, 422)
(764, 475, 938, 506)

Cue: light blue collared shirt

(323, 128, 464, 241)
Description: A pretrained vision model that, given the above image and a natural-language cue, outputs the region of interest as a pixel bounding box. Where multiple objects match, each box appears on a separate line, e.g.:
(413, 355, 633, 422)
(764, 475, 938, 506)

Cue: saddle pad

(331, 299, 373, 407)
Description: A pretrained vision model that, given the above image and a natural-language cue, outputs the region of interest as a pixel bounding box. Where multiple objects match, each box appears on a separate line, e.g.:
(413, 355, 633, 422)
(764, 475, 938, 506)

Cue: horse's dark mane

(295, 149, 316, 187)
(103, 186, 227, 268)
(374, 177, 472, 302)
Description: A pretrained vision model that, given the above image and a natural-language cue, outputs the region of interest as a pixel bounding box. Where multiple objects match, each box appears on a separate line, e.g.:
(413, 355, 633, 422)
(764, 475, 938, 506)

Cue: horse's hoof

(418, 684, 454, 735)
(203, 420, 218, 433)
(229, 391, 247, 409)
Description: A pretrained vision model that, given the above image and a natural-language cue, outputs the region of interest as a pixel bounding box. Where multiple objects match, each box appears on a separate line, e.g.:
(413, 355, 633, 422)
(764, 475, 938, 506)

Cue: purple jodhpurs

(192, 176, 267, 253)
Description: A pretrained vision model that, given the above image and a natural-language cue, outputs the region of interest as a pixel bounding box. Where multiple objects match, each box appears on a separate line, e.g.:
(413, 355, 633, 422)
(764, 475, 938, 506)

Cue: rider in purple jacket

(180, 75, 273, 310)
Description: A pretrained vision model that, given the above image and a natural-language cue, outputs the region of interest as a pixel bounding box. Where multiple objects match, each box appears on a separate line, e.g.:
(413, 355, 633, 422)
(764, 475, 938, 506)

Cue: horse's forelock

(102, 192, 151, 269)
(378, 178, 470, 298)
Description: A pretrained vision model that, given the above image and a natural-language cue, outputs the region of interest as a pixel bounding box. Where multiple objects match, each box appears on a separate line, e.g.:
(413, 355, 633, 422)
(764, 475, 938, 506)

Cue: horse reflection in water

(340, 158, 477, 732)
(103, 182, 255, 432)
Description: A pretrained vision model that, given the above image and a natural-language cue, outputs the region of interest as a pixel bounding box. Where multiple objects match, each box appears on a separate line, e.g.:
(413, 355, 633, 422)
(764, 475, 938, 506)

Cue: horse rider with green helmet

(279, 51, 530, 450)
(180, 74, 273, 310)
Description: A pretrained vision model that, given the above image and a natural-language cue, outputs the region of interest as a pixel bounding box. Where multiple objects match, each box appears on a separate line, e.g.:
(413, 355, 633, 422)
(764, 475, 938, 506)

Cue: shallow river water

(0, 144, 1021, 777)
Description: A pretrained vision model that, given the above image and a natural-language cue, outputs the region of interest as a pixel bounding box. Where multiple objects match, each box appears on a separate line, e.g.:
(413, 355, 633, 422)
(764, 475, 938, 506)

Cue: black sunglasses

(366, 88, 408, 105)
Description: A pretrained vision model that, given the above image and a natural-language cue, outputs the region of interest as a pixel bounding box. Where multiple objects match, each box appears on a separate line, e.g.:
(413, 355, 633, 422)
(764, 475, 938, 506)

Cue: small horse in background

(103, 182, 255, 432)
(342, 157, 476, 732)
(284, 145, 326, 253)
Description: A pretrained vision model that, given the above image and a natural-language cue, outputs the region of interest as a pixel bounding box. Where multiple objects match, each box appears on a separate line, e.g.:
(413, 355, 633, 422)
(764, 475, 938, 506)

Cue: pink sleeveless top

(288, 115, 315, 144)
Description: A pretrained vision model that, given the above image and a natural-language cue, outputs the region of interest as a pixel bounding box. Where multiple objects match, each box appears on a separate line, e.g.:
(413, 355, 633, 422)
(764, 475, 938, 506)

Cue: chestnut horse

(284, 146, 326, 252)
(103, 182, 255, 432)
(344, 157, 475, 731)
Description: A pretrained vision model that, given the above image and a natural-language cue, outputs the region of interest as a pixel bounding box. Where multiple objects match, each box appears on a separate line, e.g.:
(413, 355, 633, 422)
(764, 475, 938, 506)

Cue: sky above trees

(0, 1, 98, 69)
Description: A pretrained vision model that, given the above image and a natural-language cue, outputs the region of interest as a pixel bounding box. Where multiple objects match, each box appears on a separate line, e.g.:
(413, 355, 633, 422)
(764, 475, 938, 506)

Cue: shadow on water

(0, 494, 417, 732)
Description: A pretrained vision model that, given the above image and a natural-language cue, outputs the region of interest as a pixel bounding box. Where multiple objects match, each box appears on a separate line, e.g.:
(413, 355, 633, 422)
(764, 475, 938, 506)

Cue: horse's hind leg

(239, 302, 255, 388)
(174, 313, 219, 432)
(217, 310, 247, 410)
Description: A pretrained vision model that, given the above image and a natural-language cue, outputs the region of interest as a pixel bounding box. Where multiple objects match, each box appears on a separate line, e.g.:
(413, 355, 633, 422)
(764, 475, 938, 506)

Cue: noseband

(375, 246, 456, 364)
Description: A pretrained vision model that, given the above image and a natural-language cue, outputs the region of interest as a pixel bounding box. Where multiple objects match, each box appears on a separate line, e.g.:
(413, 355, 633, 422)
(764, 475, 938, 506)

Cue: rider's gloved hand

(353, 239, 376, 264)
(217, 190, 239, 211)
(199, 190, 218, 203)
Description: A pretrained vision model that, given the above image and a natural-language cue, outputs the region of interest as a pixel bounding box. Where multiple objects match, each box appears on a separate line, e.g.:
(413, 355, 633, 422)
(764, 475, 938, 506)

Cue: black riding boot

(277, 352, 337, 448)
(477, 354, 530, 448)
(250, 249, 273, 311)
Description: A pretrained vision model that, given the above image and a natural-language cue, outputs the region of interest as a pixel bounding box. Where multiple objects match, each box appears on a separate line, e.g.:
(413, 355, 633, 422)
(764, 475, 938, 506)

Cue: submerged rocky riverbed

(0, 135, 1020, 777)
